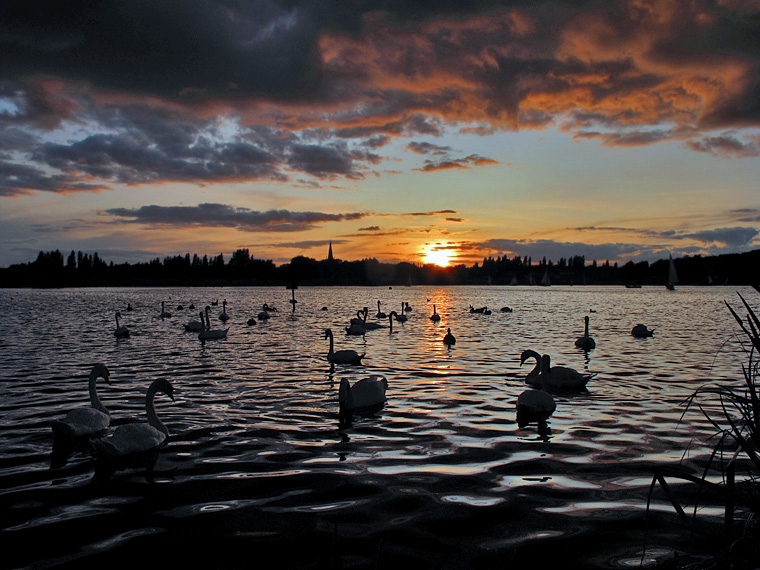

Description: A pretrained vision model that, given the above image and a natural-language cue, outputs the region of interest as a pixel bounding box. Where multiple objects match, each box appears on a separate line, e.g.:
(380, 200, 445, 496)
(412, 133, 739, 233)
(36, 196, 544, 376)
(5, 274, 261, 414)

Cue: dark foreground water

(1, 285, 755, 569)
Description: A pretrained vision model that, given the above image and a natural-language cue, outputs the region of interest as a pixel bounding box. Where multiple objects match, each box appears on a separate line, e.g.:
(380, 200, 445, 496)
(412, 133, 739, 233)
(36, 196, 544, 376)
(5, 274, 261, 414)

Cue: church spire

(327, 240, 334, 262)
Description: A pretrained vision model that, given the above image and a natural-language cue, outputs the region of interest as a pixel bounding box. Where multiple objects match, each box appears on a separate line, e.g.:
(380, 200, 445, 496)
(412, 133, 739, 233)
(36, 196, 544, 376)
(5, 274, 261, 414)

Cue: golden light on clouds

(423, 245, 453, 267)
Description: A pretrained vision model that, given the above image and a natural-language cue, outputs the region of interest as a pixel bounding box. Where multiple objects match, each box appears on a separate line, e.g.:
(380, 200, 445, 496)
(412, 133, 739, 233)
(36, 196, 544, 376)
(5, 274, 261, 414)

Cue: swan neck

(89, 369, 108, 414)
(146, 384, 169, 436)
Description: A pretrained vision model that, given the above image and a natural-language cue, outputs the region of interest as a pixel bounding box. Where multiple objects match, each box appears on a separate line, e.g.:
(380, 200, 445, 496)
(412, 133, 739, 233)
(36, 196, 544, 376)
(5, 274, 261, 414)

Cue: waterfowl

(358, 307, 384, 330)
(263, 303, 277, 312)
(430, 305, 441, 322)
(211, 299, 219, 306)
(339, 375, 388, 424)
(50, 363, 112, 440)
(574, 315, 596, 350)
(516, 355, 556, 431)
(345, 322, 366, 335)
(376, 301, 386, 319)
(126, 303, 133, 312)
(159, 301, 172, 318)
(198, 307, 228, 340)
(395, 304, 408, 323)
(443, 328, 456, 346)
(500, 306, 513, 313)
(388, 311, 397, 332)
(631, 324, 654, 338)
(520, 350, 594, 390)
(92, 378, 174, 480)
(113, 311, 130, 338)
(184, 314, 204, 332)
(247, 317, 257, 326)
(325, 328, 365, 365)
(258, 305, 271, 320)
(218, 299, 229, 322)
(404, 302, 413, 312)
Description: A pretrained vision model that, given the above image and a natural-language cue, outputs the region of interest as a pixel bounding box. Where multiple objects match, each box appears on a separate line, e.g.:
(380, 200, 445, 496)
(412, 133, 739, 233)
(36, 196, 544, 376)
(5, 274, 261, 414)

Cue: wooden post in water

(287, 281, 298, 312)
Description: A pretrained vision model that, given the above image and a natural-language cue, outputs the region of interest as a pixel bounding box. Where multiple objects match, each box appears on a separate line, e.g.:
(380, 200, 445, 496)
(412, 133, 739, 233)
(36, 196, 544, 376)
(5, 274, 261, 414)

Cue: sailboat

(509, 275, 518, 286)
(666, 254, 678, 290)
(539, 267, 551, 286)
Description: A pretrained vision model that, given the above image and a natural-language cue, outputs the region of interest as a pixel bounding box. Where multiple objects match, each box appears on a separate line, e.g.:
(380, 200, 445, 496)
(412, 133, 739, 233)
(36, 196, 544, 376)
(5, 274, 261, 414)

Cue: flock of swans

(83, 295, 658, 477)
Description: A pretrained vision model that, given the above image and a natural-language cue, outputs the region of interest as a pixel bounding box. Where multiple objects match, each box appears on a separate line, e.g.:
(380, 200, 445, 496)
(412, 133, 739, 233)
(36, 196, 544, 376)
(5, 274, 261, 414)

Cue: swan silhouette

(198, 307, 228, 340)
(500, 306, 513, 313)
(113, 311, 130, 338)
(258, 304, 271, 320)
(339, 375, 388, 425)
(631, 324, 654, 338)
(218, 299, 229, 322)
(358, 307, 384, 330)
(430, 304, 441, 322)
(395, 303, 408, 323)
(376, 301, 386, 319)
(345, 322, 366, 335)
(574, 315, 596, 350)
(443, 328, 456, 346)
(325, 328, 365, 365)
(92, 378, 174, 480)
(159, 301, 172, 318)
(50, 363, 112, 440)
(247, 317, 257, 326)
(516, 355, 556, 433)
(388, 311, 397, 333)
(184, 314, 204, 332)
(520, 350, 594, 390)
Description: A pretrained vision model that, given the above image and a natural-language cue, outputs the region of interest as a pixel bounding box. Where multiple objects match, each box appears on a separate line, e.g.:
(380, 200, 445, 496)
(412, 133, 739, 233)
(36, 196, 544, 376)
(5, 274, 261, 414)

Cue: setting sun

(423, 247, 452, 267)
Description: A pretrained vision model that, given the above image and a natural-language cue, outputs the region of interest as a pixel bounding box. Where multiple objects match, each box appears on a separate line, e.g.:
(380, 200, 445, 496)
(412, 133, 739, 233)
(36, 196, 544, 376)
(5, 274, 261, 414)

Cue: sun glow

(423, 247, 452, 267)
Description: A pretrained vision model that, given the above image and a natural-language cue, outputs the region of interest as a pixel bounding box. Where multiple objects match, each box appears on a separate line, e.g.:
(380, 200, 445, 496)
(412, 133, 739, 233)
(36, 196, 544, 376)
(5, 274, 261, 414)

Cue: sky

(1, 0, 759, 269)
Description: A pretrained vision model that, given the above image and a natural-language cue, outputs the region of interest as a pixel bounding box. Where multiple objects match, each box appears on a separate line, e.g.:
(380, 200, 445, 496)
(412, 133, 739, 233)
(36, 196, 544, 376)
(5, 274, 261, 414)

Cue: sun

(423, 247, 452, 267)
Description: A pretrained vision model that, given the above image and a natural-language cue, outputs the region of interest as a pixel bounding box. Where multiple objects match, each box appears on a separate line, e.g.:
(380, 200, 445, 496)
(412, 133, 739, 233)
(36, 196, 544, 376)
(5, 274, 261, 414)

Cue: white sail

(666, 254, 678, 290)
(540, 268, 551, 286)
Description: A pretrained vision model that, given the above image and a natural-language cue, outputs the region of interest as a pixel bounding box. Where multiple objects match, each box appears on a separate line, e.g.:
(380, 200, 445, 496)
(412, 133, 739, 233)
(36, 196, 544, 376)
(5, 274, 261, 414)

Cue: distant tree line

(1, 247, 758, 288)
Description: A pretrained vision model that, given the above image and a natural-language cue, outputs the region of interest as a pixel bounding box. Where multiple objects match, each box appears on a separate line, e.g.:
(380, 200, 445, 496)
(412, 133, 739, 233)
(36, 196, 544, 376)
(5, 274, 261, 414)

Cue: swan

(404, 302, 413, 312)
(159, 301, 172, 318)
(349, 309, 366, 326)
(430, 304, 441, 322)
(113, 311, 130, 338)
(218, 299, 229, 322)
(520, 350, 594, 390)
(345, 322, 366, 335)
(126, 303, 133, 312)
(211, 299, 219, 306)
(258, 304, 271, 320)
(388, 311, 397, 332)
(198, 307, 228, 340)
(631, 324, 654, 338)
(92, 378, 174, 480)
(358, 307, 385, 330)
(263, 303, 277, 312)
(325, 328, 365, 365)
(574, 315, 596, 350)
(339, 375, 388, 424)
(516, 356, 556, 431)
(395, 303, 408, 323)
(50, 363, 112, 439)
(376, 301, 386, 319)
(247, 317, 257, 326)
(443, 328, 456, 346)
(184, 314, 204, 332)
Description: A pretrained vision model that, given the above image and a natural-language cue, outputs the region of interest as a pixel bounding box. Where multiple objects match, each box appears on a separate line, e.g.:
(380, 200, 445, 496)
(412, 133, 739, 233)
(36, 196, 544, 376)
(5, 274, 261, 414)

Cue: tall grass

(647, 293, 760, 568)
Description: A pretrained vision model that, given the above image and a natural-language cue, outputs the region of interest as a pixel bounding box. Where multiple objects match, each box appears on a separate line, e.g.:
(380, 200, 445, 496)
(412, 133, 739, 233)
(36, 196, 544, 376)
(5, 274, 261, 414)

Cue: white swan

(218, 299, 229, 322)
(443, 328, 456, 346)
(160, 301, 172, 318)
(198, 307, 228, 340)
(92, 378, 174, 479)
(430, 304, 441, 322)
(516, 355, 556, 431)
(339, 375, 388, 423)
(631, 324, 654, 338)
(376, 301, 386, 319)
(50, 363, 112, 439)
(574, 315, 596, 350)
(113, 311, 130, 338)
(325, 328, 365, 365)
(395, 303, 408, 323)
(520, 350, 594, 390)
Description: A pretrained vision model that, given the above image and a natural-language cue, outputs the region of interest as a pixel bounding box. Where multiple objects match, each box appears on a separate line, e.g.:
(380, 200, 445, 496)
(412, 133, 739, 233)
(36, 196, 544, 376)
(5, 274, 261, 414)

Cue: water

(0, 285, 755, 569)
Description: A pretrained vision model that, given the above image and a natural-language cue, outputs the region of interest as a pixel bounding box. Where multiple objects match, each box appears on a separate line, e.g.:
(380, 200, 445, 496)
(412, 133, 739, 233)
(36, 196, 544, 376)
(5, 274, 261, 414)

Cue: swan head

(324, 328, 333, 339)
(153, 378, 175, 402)
(90, 363, 111, 384)
(520, 350, 541, 366)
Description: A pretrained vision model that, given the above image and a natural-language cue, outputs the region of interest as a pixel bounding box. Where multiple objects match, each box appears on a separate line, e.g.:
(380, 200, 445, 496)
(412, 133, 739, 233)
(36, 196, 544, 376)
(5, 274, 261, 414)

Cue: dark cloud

(403, 210, 458, 216)
(685, 135, 760, 157)
(413, 154, 498, 172)
(0, 160, 106, 196)
(684, 227, 759, 246)
(106, 203, 368, 233)
(479, 238, 643, 262)
(407, 141, 452, 154)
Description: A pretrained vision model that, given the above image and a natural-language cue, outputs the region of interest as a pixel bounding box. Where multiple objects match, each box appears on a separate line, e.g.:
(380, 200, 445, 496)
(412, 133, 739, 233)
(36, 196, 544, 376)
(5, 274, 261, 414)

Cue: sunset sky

(1, 0, 759, 268)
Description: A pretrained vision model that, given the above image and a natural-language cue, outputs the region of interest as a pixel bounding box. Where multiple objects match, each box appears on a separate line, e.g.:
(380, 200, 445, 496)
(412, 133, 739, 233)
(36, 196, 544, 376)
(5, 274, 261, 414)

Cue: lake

(0, 285, 755, 569)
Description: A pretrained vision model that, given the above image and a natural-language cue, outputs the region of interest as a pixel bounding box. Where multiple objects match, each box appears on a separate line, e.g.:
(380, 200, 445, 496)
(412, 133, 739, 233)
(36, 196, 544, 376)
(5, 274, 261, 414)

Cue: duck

(520, 350, 594, 390)
(247, 317, 257, 326)
(211, 299, 219, 306)
(126, 303, 133, 312)
(92, 378, 174, 480)
(516, 355, 556, 432)
(159, 301, 172, 318)
(339, 375, 388, 425)
(218, 299, 229, 322)
(631, 324, 654, 338)
(395, 303, 408, 323)
(50, 363, 112, 440)
(500, 306, 513, 313)
(198, 307, 228, 340)
(443, 328, 456, 346)
(574, 315, 596, 350)
(430, 304, 441, 322)
(113, 311, 130, 338)
(325, 328, 365, 365)
(376, 301, 386, 319)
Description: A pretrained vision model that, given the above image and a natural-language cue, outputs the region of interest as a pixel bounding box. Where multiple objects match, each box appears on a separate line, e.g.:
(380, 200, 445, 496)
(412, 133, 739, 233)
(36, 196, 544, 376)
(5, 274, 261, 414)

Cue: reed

(647, 293, 760, 568)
